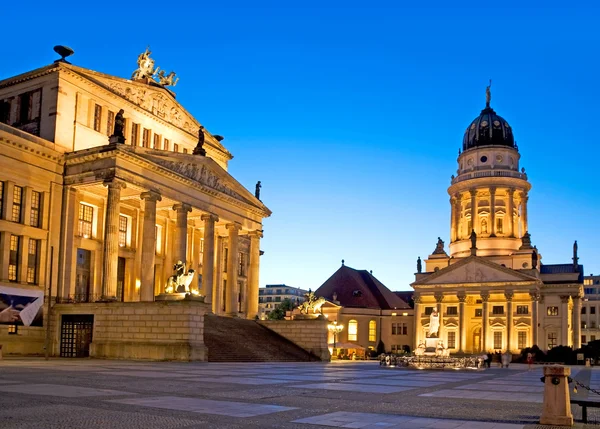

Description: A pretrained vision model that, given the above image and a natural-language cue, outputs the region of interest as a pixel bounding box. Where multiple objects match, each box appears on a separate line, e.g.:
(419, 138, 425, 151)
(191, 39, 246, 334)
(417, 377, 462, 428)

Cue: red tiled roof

(314, 265, 411, 310)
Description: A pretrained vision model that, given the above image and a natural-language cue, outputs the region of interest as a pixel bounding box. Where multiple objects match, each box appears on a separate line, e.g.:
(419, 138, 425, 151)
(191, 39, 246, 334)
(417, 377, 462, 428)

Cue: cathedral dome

(462, 85, 515, 151)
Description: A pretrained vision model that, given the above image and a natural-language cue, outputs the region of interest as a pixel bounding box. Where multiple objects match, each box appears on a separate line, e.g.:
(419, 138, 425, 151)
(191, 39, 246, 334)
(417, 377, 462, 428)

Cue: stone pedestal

(540, 366, 573, 426)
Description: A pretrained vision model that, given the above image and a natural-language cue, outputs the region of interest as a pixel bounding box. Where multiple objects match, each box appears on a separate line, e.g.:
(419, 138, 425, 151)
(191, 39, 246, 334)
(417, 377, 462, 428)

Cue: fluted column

(573, 294, 582, 349)
(458, 293, 467, 353)
(507, 188, 515, 237)
(455, 194, 462, 240)
(226, 223, 241, 316)
(530, 292, 539, 347)
(470, 190, 478, 234)
(521, 192, 529, 237)
(490, 187, 496, 237)
(140, 191, 161, 301)
(246, 230, 262, 319)
(172, 203, 192, 265)
(560, 295, 570, 346)
(450, 196, 457, 242)
(201, 214, 218, 304)
(505, 291, 514, 352)
(413, 294, 422, 350)
(101, 179, 126, 300)
(435, 292, 444, 341)
(481, 292, 490, 352)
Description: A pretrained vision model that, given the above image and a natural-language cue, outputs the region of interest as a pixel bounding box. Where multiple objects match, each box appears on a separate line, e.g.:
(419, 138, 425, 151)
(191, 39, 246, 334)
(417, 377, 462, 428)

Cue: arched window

(369, 320, 376, 342)
(348, 319, 358, 341)
(481, 218, 488, 234)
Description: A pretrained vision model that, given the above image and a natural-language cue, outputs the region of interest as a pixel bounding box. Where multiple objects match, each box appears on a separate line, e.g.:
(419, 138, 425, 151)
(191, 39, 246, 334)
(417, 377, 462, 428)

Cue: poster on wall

(0, 286, 44, 327)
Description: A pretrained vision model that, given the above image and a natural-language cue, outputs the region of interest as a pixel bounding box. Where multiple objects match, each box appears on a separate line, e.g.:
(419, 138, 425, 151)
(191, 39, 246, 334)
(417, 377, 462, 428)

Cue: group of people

(478, 350, 514, 368)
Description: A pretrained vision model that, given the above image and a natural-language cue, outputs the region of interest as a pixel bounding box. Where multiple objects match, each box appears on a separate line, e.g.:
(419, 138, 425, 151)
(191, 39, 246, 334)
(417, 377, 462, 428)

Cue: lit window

(174, 143, 179, 152)
(518, 331, 527, 349)
(78, 203, 94, 237)
(153, 134, 161, 149)
(27, 239, 38, 284)
(369, 320, 376, 342)
(183, 148, 188, 154)
(447, 331, 456, 348)
(12, 185, 22, 222)
(9, 235, 20, 281)
(548, 332, 557, 349)
(155, 225, 162, 254)
(164, 138, 170, 151)
(348, 319, 358, 341)
(496, 218, 503, 234)
(30, 190, 41, 227)
(516, 305, 528, 315)
(106, 110, 115, 136)
(142, 128, 150, 148)
(118, 215, 128, 247)
(493, 331, 502, 349)
(131, 123, 140, 146)
(93, 104, 102, 132)
(8, 325, 17, 335)
(547, 306, 559, 316)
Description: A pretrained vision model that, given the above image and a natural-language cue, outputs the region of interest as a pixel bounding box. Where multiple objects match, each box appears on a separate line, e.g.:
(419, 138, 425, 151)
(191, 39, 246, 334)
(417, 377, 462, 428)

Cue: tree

(376, 340, 386, 355)
(267, 298, 295, 320)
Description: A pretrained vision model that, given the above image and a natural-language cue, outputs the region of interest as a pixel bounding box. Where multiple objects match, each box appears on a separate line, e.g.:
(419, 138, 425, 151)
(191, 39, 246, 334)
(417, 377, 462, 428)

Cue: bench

(571, 399, 600, 423)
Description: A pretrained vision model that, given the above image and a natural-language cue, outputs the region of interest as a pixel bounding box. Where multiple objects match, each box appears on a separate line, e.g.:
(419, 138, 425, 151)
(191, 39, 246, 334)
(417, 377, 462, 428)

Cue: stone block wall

(0, 326, 46, 356)
(53, 300, 210, 361)
(259, 319, 330, 361)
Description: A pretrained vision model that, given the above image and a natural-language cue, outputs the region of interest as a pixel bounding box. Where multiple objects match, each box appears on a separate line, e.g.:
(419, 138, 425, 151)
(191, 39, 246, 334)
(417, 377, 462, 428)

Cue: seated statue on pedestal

(165, 261, 196, 294)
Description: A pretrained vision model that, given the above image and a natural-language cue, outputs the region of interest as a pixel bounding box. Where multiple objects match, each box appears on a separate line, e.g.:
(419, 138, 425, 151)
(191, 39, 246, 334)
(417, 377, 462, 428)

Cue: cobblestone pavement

(0, 359, 599, 428)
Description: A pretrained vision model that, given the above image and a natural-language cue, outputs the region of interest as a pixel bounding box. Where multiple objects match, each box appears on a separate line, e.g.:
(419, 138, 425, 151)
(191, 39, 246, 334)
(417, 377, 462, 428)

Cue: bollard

(540, 366, 573, 426)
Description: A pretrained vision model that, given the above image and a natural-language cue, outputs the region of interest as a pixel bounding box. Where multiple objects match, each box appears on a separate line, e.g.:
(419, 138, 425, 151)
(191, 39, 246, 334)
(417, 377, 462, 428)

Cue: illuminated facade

(411, 90, 584, 354)
(0, 52, 270, 355)
(258, 284, 308, 319)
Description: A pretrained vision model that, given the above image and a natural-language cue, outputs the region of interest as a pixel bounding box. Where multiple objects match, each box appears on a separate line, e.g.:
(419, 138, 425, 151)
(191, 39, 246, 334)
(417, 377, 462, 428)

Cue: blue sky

(3, 1, 600, 291)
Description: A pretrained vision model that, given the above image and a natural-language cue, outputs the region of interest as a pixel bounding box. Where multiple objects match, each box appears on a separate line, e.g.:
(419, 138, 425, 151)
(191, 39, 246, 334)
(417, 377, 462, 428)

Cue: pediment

(490, 318, 506, 327)
(514, 318, 531, 327)
(444, 318, 459, 327)
(413, 256, 540, 286)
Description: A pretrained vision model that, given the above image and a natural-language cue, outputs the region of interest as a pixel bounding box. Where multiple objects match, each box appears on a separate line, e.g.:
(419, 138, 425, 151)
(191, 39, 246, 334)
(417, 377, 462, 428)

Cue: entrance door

(60, 314, 94, 357)
(116, 257, 126, 302)
(473, 328, 481, 353)
(75, 249, 91, 302)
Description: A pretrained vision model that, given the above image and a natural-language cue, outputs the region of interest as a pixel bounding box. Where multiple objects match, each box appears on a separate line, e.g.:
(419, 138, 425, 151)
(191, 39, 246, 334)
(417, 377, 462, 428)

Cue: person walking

(527, 352, 533, 370)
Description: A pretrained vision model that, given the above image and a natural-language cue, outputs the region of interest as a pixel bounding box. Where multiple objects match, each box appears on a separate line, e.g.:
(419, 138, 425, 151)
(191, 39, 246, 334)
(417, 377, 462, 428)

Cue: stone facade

(259, 319, 330, 361)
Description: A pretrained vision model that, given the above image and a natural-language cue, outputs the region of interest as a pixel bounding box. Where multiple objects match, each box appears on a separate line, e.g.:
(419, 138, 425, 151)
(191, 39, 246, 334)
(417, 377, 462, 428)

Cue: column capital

(247, 229, 264, 239)
(504, 291, 514, 301)
(457, 293, 467, 303)
(201, 213, 219, 223)
(507, 187, 515, 195)
(226, 222, 242, 232)
(490, 186, 496, 194)
(572, 293, 583, 301)
(470, 189, 477, 197)
(173, 203, 192, 213)
(140, 190, 162, 203)
(434, 292, 444, 303)
(560, 295, 571, 304)
(480, 292, 490, 302)
(529, 291, 540, 302)
(103, 178, 126, 190)
(413, 294, 422, 304)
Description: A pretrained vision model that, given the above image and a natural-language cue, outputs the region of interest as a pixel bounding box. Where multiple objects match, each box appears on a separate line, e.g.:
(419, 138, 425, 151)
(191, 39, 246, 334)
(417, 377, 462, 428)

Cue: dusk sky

(3, 2, 600, 292)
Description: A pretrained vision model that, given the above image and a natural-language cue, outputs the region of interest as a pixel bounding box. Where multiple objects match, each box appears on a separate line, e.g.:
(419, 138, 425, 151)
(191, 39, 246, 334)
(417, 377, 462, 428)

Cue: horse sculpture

(165, 261, 196, 294)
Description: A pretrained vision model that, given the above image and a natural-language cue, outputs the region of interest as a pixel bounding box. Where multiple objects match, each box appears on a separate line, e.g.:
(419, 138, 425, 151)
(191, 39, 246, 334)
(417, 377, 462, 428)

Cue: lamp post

(328, 320, 344, 349)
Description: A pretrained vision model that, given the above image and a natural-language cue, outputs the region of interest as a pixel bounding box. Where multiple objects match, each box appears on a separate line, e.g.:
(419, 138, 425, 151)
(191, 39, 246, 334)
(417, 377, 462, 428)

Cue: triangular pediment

(412, 256, 541, 286)
(63, 64, 230, 155)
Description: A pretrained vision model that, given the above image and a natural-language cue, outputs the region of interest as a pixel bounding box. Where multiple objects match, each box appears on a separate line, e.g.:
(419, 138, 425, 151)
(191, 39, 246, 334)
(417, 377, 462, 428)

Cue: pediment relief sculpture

(514, 318, 531, 327)
(417, 259, 538, 285)
(489, 317, 506, 327)
(444, 317, 458, 327)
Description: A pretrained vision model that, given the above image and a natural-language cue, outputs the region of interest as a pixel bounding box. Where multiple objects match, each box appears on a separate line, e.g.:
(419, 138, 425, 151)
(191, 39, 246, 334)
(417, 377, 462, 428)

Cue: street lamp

(328, 320, 344, 349)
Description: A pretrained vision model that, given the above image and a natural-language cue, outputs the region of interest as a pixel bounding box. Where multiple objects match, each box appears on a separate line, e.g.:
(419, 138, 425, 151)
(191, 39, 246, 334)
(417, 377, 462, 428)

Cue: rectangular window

(493, 331, 502, 349)
(0, 101, 10, 124)
(30, 190, 41, 227)
(402, 323, 408, 335)
(548, 332, 557, 349)
(496, 218, 503, 234)
(12, 185, 22, 222)
(9, 235, 20, 281)
(518, 331, 527, 349)
(78, 203, 94, 238)
(582, 335, 587, 344)
(19, 92, 31, 123)
(475, 308, 482, 317)
(153, 133, 161, 149)
(106, 110, 115, 136)
(0, 181, 3, 219)
(492, 306, 504, 315)
(131, 123, 140, 146)
(593, 335, 597, 342)
(369, 321, 376, 342)
(27, 239, 38, 284)
(174, 143, 179, 152)
(592, 306, 596, 315)
(238, 252, 245, 276)
(425, 307, 434, 316)
(93, 104, 102, 132)
(155, 225, 162, 254)
(223, 248, 228, 272)
(118, 215, 128, 247)
(164, 138, 170, 151)
(447, 306, 458, 315)
(516, 305, 529, 315)
(447, 332, 456, 349)
(392, 323, 398, 335)
(348, 321, 358, 341)
(142, 128, 151, 148)
(547, 306, 559, 316)
(8, 325, 17, 335)
(582, 307, 587, 315)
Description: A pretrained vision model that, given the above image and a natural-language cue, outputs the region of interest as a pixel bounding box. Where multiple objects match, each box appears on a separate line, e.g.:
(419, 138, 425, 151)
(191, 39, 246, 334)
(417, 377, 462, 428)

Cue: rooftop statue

(132, 47, 158, 80)
(157, 69, 179, 87)
(486, 79, 492, 107)
(255, 181, 262, 200)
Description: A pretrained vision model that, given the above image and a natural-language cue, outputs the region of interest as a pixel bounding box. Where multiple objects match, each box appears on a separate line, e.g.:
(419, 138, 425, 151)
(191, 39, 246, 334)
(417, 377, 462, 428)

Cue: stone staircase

(204, 315, 320, 362)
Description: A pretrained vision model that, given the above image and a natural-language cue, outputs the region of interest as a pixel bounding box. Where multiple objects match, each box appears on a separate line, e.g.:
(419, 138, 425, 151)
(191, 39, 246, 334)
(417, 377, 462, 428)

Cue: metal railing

(55, 294, 105, 304)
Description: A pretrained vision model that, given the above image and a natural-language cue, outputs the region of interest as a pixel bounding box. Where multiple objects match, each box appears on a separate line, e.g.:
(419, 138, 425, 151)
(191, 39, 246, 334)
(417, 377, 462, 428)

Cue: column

(521, 192, 529, 236)
(413, 294, 422, 350)
(172, 203, 192, 265)
(101, 179, 126, 300)
(435, 292, 444, 341)
(489, 187, 496, 237)
(481, 292, 490, 351)
(560, 295, 570, 347)
(246, 230, 262, 319)
(470, 189, 478, 234)
(2, 181, 15, 221)
(140, 191, 161, 301)
(201, 213, 218, 304)
(530, 292, 539, 347)
(505, 291, 514, 352)
(450, 196, 457, 242)
(507, 188, 515, 237)
(225, 223, 240, 316)
(458, 293, 467, 353)
(573, 294, 582, 349)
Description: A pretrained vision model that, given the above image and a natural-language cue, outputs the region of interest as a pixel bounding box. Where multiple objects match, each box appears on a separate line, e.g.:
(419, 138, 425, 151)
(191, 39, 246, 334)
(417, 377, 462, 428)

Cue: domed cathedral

(411, 85, 584, 355)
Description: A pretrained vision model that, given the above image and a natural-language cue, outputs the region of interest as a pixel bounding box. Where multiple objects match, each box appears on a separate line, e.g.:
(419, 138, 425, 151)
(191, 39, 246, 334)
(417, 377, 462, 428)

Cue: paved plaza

(0, 359, 599, 428)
